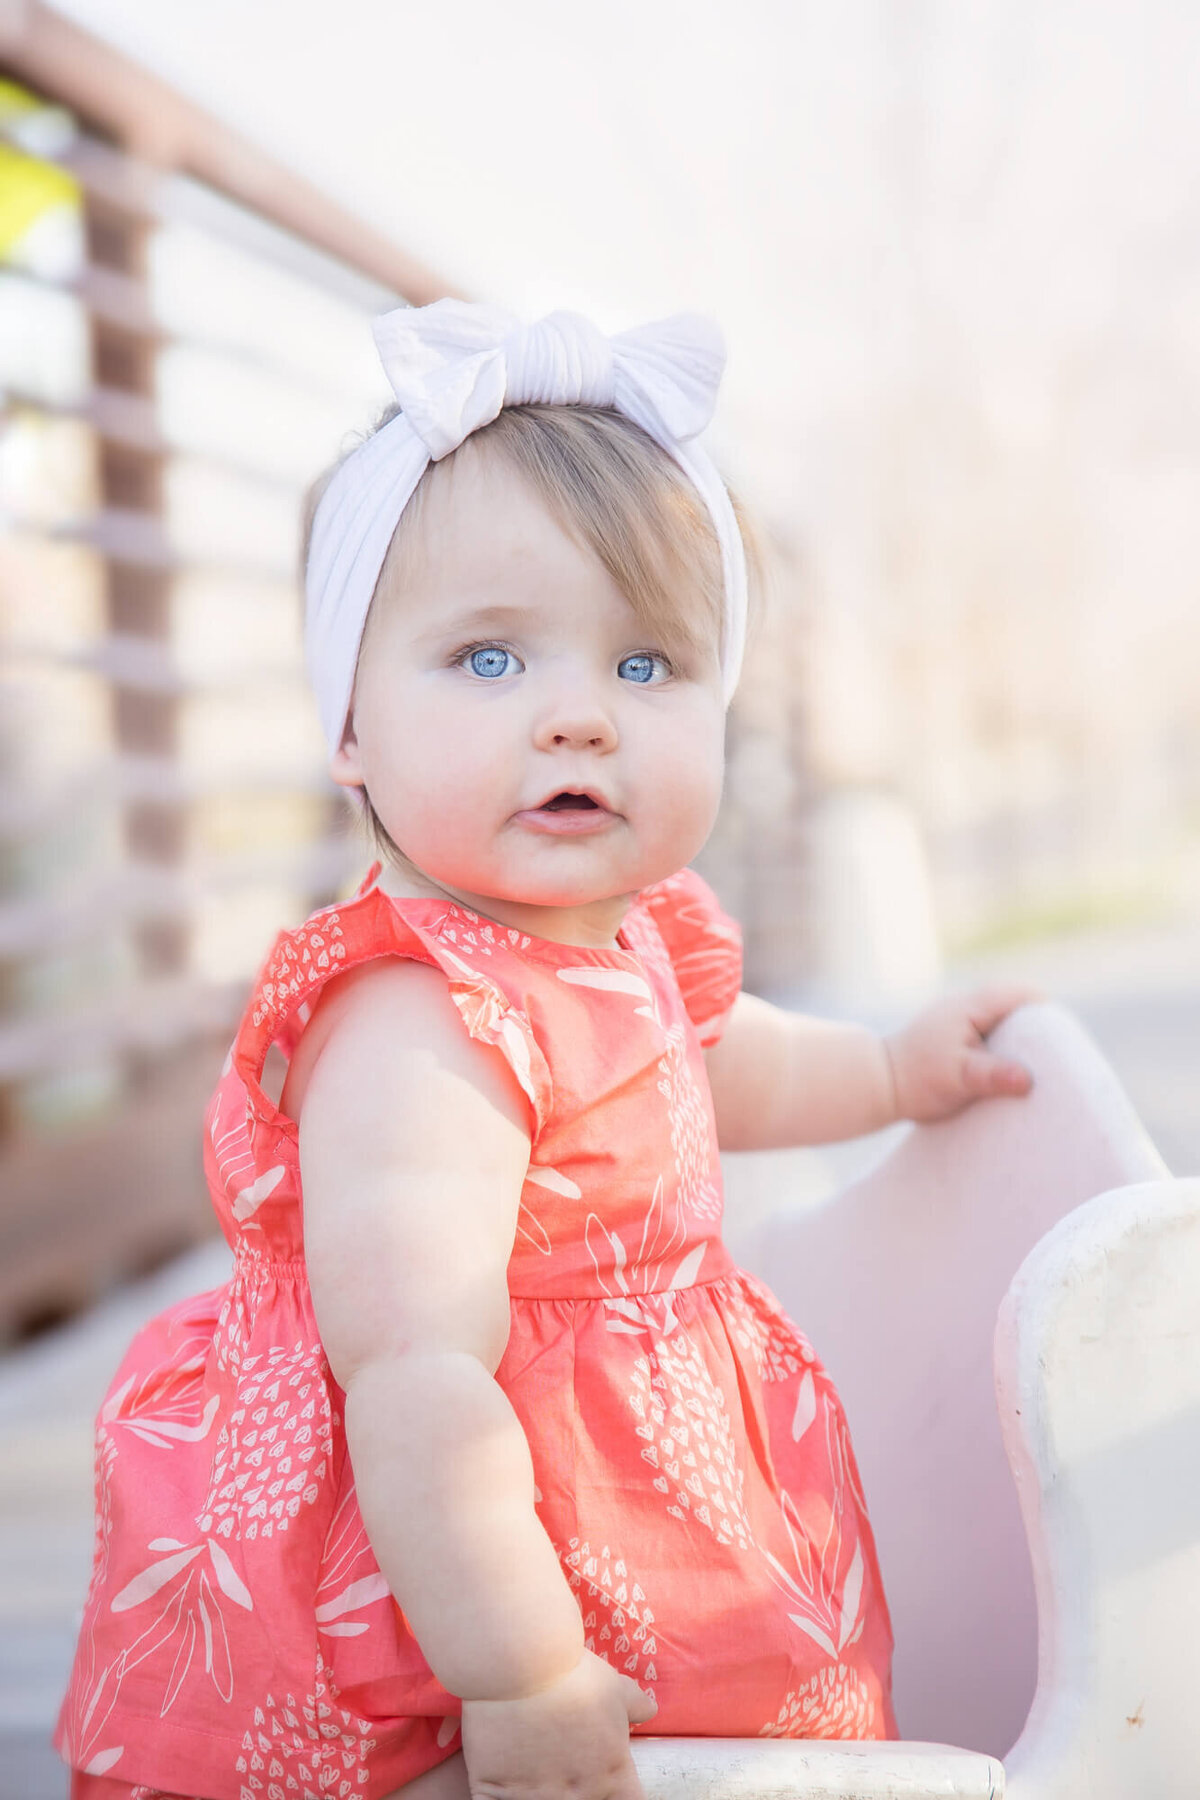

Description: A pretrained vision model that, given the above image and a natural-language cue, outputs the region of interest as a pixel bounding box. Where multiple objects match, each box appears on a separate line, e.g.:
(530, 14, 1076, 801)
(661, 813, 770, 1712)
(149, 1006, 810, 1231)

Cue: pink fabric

(70, 1778, 205, 1800)
(57, 864, 894, 1797)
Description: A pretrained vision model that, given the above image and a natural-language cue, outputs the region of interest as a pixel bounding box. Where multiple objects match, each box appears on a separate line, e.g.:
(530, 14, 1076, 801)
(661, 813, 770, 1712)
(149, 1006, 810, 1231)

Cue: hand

(883, 985, 1043, 1124)
(460, 1647, 655, 1800)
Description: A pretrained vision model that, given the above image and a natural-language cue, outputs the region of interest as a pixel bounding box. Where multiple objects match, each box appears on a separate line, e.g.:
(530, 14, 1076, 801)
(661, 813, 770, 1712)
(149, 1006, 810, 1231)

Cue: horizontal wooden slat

(0, 754, 342, 842)
(69, 629, 180, 692)
(75, 261, 158, 336)
(55, 133, 156, 225)
(56, 503, 170, 565)
(0, 1039, 226, 1345)
(0, 835, 359, 966)
(7, 261, 376, 445)
(51, 633, 307, 697)
(113, 752, 338, 807)
(85, 383, 159, 451)
(0, 971, 244, 1082)
(48, 498, 306, 576)
(15, 385, 317, 491)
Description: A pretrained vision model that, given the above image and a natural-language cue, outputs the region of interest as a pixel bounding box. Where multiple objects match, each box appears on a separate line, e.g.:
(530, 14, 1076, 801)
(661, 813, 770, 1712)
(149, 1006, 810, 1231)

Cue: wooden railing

(0, 3, 455, 1340)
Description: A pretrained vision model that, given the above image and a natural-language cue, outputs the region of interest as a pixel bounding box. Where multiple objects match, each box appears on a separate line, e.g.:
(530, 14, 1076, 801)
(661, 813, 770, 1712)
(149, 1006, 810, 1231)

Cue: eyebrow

(413, 603, 543, 643)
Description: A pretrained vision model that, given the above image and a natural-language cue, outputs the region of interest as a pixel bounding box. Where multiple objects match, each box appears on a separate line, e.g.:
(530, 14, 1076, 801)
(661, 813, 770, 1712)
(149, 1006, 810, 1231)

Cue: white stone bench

(631, 1735, 1004, 1797)
(630, 1003, 1196, 1798)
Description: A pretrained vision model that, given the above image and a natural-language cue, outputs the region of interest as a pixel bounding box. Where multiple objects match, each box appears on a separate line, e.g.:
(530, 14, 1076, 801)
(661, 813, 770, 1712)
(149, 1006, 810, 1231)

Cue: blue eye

(618, 652, 671, 685)
(460, 643, 522, 679)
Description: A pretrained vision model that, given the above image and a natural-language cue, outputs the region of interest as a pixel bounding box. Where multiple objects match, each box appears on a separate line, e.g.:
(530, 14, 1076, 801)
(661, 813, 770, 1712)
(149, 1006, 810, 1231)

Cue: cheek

(637, 726, 723, 874)
(648, 711, 724, 806)
(366, 682, 474, 774)
(371, 703, 507, 827)
(688, 752, 726, 832)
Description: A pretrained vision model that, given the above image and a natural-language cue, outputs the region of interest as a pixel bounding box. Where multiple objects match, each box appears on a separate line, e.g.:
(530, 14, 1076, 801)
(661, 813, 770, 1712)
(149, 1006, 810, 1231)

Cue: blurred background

(1, 0, 1198, 1789)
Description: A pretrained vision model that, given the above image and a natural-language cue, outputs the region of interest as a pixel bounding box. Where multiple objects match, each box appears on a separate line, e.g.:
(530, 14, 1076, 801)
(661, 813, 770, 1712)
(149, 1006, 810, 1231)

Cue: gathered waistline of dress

(223, 1252, 758, 1302)
(230, 1248, 307, 1276)
(505, 1266, 756, 1304)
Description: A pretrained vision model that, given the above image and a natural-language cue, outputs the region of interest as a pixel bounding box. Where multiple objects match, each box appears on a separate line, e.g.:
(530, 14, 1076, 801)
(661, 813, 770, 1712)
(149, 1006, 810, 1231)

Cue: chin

(498, 863, 644, 907)
(503, 877, 625, 908)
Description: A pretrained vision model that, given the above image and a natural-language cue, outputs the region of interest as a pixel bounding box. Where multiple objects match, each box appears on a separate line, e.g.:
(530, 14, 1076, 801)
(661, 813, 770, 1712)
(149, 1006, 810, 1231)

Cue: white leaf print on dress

(525, 1164, 582, 1199)
(587, 1176, 703, 1304)
(669, 1244, 707, 1289)
(59, 1325, 224, 1773)
(232, 1164, 286, 1223)
(556, 965, 659, 1023)
(627, 1332, 755, 1550)
(208, 1070, 256, 1200)
(236, 1647, 377, 1800)
(112, 1543, 205, 1612)
(75, 1535, 246, 1742)
(207, 1539, 253, 1610)
(251, 914, 346, 1030)
(517, 1202, 553, 1255)
(102, 1333, 220, 1454)
(83, 1747, 124, 1776)
(757, 1660, 877, 1739)
(314, 1573, 390, 1628)
(517, 1164, 581, 1257)
(637, 1174, 686, 1280)
(791, 1370, 817, 1442)
(562, 1538, 660, 1691)
(722, 1276, 818, 1383)
(315, 1484, 393, 1640)
(763, 1405, 867, 1659)
(117, 1394, 220, 1449)
(201, 1337, 333, 1543)
(655, 1024, 721, 1221)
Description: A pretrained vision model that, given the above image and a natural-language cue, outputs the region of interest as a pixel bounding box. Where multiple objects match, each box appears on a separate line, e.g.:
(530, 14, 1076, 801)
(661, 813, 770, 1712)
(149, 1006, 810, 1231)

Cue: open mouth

(540, 793, 602, 811)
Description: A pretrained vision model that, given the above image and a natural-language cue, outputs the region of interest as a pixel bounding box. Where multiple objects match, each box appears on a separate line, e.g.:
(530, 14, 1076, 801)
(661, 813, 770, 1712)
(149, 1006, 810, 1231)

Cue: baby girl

(58, 302, 1034, 1800)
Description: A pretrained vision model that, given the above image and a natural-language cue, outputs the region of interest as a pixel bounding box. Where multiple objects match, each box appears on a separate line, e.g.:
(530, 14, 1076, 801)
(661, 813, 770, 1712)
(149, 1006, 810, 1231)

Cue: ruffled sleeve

(233, 876, 555, 1145)
(204, 873, 559, 1262)
(638, 865, 743, 1048)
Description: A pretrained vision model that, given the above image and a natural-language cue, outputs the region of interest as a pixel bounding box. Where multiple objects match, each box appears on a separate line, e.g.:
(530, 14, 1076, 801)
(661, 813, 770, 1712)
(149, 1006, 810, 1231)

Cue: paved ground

(2, 910, 1197, 1797)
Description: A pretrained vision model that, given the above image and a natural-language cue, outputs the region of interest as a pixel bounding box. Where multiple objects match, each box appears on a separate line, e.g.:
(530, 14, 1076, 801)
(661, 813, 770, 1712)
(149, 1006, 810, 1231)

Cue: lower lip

(513, 807, 618, 835)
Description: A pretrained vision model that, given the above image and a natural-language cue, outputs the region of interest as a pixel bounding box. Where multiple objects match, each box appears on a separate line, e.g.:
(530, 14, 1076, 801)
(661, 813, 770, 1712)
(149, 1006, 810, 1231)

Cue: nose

(532, 670, 619, 753)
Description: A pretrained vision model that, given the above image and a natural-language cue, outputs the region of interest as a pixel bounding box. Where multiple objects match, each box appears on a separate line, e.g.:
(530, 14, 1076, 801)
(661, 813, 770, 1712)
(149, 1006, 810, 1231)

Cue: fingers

(962, 1048, 1033, 1098)
(965, 983, 1047, 1038)
(620, 1677, 657, 1725)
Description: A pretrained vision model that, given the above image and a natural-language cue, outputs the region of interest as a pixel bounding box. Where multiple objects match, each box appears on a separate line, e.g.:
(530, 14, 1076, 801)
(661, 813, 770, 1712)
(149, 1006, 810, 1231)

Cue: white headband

(305, 299, 748, 755)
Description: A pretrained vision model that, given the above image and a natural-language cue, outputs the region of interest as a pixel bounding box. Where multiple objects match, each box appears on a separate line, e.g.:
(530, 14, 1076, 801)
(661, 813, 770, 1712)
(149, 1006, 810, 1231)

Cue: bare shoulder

(279, 953, 530, 1139)
(293, 953, 534, 1381)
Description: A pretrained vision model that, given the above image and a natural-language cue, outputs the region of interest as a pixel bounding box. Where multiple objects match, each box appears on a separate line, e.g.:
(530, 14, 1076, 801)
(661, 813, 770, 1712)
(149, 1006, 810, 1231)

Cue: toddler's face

(330, 449, 726, 944)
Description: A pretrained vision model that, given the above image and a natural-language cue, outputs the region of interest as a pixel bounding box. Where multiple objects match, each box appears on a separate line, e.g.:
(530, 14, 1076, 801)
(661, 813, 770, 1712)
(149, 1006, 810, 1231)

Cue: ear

(328, 707, 366, 790)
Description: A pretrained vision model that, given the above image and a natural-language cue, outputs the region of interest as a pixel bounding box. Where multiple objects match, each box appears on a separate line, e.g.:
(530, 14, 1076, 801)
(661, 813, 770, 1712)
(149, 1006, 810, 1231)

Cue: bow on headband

(305, 299, 747, 756)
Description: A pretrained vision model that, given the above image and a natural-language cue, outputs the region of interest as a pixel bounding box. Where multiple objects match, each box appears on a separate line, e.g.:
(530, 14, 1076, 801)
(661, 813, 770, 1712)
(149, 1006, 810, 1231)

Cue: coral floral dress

(58, 862, 894, 1799)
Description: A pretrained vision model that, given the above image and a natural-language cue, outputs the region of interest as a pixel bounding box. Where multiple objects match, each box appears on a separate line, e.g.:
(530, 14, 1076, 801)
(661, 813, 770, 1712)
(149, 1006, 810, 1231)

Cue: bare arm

(702, 991, 895, 1150)
(297, 958, 583, 1700)
(703, 986, 1040, 1152)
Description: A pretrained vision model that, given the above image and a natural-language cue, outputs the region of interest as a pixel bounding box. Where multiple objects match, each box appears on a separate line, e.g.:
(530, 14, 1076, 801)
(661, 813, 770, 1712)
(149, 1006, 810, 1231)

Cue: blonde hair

(302, 402, 763, 871)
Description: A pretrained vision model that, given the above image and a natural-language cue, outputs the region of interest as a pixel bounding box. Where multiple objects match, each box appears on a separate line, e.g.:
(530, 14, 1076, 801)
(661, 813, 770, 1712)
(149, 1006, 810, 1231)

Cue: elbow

(339, 1345, 518, 1475)
(330, 1307, 513, 1401)
(310, 1262, 514, 1398)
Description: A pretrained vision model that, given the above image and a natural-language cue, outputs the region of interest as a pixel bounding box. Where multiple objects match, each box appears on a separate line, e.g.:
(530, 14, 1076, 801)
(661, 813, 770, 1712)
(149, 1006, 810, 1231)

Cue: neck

(373, 861, 636, 948)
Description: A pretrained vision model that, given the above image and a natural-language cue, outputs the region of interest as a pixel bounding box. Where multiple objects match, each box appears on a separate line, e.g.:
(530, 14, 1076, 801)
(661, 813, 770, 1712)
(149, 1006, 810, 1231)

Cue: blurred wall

(708, 2, 1200, 967)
